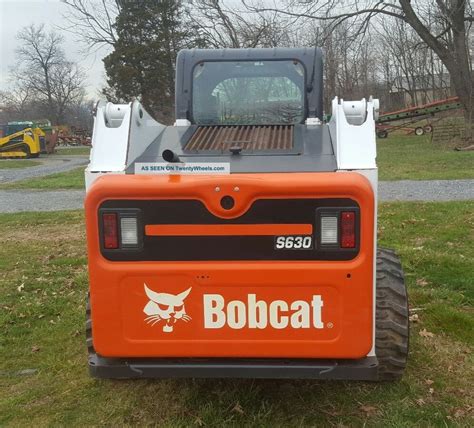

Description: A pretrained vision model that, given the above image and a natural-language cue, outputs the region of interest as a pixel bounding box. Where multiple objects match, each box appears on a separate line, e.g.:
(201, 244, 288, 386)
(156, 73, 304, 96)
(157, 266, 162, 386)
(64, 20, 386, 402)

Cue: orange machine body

(85, 172, 375, 360)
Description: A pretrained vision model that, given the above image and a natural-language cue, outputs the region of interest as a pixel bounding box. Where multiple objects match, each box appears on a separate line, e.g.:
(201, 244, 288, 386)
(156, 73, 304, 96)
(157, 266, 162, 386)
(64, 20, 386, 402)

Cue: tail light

(102, 213, 118, 249)
(101, 210, 141, 250)
(120, 217, 138, 246)
(320, 215, 338, 244)
(341, 211, 356, 248)
(318, 208, 358, 250)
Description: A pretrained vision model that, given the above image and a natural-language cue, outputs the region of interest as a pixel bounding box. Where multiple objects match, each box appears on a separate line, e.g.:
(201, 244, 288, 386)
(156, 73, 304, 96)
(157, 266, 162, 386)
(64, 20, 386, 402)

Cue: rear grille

(185, 125, 293, 152)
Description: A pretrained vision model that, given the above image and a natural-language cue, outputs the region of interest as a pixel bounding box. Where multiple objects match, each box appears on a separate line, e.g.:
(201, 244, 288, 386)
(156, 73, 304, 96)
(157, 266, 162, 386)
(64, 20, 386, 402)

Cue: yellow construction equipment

(0, 127, 44, 158)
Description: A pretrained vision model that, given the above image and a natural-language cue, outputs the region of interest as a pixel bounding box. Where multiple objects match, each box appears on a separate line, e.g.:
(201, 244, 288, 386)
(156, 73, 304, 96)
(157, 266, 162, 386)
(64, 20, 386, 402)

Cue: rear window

(192, 60, 305, 125)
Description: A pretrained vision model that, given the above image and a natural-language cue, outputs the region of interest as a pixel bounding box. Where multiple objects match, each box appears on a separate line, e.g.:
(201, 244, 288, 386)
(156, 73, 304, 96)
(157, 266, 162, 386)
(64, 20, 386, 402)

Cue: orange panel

(85, 172, 375, 359)
(145, 223, 313, 236)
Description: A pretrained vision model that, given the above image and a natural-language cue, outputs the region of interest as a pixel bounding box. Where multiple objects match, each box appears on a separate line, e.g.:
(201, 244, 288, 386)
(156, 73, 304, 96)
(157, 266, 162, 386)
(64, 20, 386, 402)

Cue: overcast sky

(0, 0, 110, 99)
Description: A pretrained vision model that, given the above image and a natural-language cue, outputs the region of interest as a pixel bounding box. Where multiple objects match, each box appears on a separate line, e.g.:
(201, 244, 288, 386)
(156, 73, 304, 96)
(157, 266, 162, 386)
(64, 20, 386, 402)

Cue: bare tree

(188, 0, 297, 48)
(62, 0, 297, 50)
(59, 0, 472, 137)
(49, 60, 87, 123)
(374, 18, 451, 108)
(13, 24, 86, 124)
(249, 0, 473, 130)
(60, 0, 121, 51)
(0, 83, 33, 119)
(16, 25, 64, 118)
(67, 98, 95, 130)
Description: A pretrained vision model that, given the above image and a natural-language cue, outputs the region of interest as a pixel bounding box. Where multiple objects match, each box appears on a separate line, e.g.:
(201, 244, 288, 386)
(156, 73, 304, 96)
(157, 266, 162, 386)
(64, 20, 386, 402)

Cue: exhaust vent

(185, 125, 293, 152)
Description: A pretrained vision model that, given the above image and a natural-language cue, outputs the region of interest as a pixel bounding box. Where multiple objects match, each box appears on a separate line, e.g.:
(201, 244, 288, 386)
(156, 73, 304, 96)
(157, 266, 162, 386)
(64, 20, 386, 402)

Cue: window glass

(192, 61, 305, 125)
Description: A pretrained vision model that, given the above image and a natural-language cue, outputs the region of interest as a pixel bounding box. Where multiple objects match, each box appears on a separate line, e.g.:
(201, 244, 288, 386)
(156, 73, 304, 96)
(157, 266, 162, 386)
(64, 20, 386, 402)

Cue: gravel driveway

(0, 156, 88, 183)
(0, 189, 85, 213)
(0, 179, 472, 213)
(379, 179, 474, 202)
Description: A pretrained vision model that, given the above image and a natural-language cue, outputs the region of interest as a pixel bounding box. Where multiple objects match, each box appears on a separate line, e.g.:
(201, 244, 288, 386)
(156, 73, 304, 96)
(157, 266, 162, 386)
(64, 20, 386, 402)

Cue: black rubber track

(86, 294, 94, 355)
(375, 248, 409, 381)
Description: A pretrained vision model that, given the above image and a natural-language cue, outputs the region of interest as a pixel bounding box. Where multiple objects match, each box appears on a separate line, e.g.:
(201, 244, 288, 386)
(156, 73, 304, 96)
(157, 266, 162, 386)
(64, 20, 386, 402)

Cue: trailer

(376, 97, 462, 138)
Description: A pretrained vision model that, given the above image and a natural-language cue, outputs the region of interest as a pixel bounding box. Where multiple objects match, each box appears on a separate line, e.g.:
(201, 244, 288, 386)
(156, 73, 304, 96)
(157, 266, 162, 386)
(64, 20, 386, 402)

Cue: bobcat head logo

(143, 284, 192, 333)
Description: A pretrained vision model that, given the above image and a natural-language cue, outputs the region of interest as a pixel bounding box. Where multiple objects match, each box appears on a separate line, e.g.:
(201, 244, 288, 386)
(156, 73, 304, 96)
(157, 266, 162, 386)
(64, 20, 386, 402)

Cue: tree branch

(243, 1, 405, 22)
(398, 0, 450, 58)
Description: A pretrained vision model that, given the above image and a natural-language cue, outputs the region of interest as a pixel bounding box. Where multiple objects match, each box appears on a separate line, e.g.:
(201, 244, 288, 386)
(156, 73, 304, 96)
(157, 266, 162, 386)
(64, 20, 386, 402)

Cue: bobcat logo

(143, 284, 192, 333)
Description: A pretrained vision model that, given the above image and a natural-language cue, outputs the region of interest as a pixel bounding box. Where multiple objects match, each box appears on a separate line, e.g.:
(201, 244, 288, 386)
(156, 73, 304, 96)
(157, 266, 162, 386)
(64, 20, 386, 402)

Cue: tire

(424, 124, 433, 133)
(414, 127, 424, 136)
(377, 130, 388, 138)
(375, 248, 409, 381)
(86, 294, 94, 355)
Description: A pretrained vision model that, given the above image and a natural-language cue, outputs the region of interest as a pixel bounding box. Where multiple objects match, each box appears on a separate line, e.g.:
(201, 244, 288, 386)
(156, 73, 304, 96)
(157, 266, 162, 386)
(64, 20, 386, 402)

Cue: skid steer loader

(0, 127, 43, 158)
(85, 48, 409, 381)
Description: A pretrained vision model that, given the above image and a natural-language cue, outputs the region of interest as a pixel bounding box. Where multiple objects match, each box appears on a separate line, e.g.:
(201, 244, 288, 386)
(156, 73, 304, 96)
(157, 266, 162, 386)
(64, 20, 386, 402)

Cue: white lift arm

(86, 100, 165, 190)
(328, 97, 379, 170)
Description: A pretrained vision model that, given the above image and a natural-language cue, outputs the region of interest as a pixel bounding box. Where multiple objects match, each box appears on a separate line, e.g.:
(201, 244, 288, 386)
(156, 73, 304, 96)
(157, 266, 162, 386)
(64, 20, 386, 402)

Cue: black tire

(414, 127, 424, 136)
(377, 130, 388, 138)
(86, 294, 94, 355)
(424, 124, 433, 133)
(376, 248, 409, 381)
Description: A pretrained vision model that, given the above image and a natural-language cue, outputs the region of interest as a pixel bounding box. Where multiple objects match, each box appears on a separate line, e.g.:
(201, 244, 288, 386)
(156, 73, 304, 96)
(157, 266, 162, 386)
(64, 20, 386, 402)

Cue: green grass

(0, 202, 472, 426)
(377, 134, 474, 180)
(0, 160, 42, 169)
(55, 146, 91, 156)
(0, 167, 85, 190)
(1, 136, 472, 191)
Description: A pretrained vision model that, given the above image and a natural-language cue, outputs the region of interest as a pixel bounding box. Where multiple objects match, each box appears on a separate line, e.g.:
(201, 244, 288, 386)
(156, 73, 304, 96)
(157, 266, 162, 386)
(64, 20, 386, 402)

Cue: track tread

(376, 248, 409, 381)
(86, 294, 94, 354)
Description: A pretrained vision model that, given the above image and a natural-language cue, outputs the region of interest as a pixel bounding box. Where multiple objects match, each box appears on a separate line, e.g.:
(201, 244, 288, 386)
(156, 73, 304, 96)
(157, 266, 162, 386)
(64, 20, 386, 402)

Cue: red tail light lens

(103, 213, 119, 249)
(341, 211, 356, 248)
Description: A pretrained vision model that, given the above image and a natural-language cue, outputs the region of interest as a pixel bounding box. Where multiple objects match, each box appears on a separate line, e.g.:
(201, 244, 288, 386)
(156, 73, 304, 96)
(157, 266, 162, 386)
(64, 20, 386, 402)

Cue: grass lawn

(55, 146, 91, 156)
(0, 160, 42, 169)
(0, 202, 472, 426)
(0, 168, 85, 190)
(0, 136, 472, 191)
(377, 134, 474, 181)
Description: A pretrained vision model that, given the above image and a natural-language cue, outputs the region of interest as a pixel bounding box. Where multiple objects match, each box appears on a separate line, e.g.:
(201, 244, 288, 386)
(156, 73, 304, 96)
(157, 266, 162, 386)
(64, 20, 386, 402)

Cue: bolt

(215, 186, 220, 192)
(234, 186, 240, 192)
